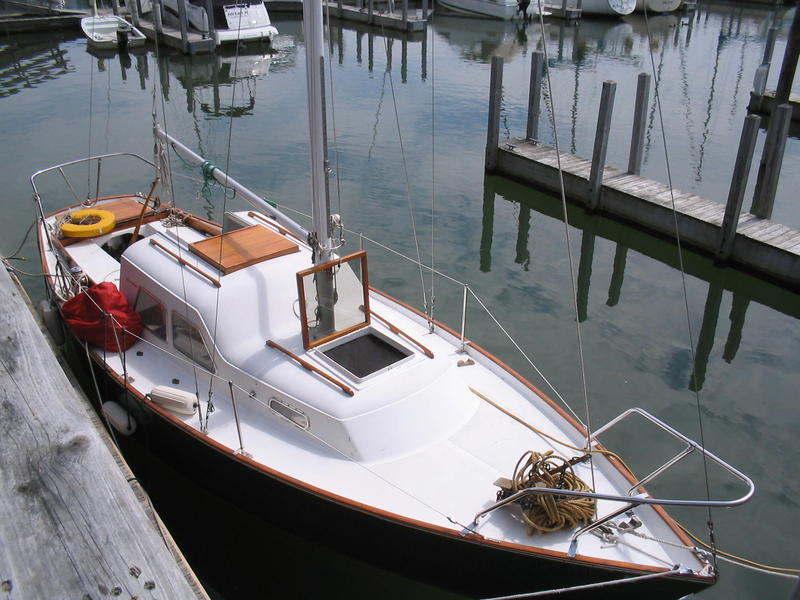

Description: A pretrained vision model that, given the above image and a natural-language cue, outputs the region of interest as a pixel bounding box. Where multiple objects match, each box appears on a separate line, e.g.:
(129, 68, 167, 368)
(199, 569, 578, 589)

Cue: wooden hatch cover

(188, 225, 299, 275)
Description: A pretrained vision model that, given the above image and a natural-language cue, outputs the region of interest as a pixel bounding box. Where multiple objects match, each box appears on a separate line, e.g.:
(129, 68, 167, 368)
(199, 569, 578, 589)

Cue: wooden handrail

(149, 239, 221, 288)
(367, 308, 434, 359)
(247, 211, 304, 243)
(266, 339, 354, 397)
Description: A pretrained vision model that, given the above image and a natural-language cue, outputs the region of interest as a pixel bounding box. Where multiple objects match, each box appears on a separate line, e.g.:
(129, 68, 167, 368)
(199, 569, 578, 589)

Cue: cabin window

(172, 312, 215, 373)
(269, 398, 309, 429)
(134, 288, 166, 340)
(296, 251, 370, 349)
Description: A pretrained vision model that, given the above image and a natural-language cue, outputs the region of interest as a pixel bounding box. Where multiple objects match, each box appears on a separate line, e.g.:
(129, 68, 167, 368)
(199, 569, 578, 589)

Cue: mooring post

(129, 0, 140, 28)
(402, 0, 408, 28)
(752, 64, 769, 98)
(526, 51, 544, 142)
(153, 0, 163, 35)
(716, 114, 760, 262)
(628, 72, 650, 175)
(486, 56, 504, 172)
(111, 0, 119, 16)
(368, 0, 374, 24)
(751, 103, 792, 219)
(587, 80, 616, 211)
(204, 0, 215, 41)
(176, 0, 189, 53)
(423, 0, 428, 19)
(763, 26, 778, 66)
(337, 0, 342, 18)
(775, 8, 800, 106)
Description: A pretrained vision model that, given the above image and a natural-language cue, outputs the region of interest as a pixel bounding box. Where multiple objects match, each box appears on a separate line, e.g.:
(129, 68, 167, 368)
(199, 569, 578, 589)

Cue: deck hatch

(320, 330, 411, 378)
(189, 225, 299, 275)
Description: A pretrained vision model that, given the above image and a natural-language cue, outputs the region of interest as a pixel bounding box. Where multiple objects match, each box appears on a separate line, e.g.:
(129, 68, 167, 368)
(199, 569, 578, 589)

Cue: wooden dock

(0, 266, 208, 599)
(323, 1, 429, 33)
(492, 140, 800, 288)
(748, 89, 800, 122)
(486, 56, 800, 290)
(136, 17, 216, 54)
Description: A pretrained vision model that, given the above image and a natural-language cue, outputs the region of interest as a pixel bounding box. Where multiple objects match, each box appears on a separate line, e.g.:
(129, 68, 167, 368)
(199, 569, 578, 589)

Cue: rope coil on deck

(510, 450, 596, 535)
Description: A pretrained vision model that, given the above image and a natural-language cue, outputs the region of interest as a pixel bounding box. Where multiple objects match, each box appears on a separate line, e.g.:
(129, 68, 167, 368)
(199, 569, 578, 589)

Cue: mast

(303, 0, 336, 338)
(304, 0, 331, 264)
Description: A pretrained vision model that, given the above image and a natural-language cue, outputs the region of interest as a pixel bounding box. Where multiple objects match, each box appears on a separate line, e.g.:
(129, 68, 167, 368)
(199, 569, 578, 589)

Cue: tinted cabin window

(134, 289, 166, 340)
(172, 312, 215, 373)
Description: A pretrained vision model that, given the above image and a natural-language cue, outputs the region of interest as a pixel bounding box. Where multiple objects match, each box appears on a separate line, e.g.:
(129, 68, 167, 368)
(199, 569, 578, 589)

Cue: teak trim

(265, 339, 354, 397)
(149, 239, 221, 288)
(296, 251, 370, 350)
(247, 211, 304, 243)
(368, 308, 434, 358)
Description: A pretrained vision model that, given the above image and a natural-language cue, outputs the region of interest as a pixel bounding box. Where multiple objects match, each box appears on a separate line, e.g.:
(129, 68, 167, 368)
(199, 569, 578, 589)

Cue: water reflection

(0, 32, 75, 97)
(481, 174, 799, 393)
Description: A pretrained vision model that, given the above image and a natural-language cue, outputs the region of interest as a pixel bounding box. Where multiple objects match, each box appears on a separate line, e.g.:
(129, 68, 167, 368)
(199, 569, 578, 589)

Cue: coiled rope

(511, 450, 596, 535)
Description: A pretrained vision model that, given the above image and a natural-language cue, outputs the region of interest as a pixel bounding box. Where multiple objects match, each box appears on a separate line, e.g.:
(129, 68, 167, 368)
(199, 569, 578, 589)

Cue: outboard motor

(116, 23, 131, 53)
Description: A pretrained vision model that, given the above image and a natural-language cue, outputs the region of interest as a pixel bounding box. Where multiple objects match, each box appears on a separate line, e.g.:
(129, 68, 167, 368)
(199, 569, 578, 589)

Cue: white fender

(150, 385, 198, 415)
(38, 299, 65, 347)
(102, 401, 137, 436)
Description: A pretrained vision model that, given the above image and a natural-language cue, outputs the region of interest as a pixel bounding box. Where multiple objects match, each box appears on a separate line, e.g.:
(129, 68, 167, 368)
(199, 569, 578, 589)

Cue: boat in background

(80, 14, 146, 50)
(635, 0, 680, 13)
(139, 0, 277, 45)
(214, 1, 277, 44)
(577, 0, 635, 16)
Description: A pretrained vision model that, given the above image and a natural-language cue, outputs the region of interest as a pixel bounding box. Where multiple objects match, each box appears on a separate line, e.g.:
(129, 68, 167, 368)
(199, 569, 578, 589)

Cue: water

(1, 4, 799, 598)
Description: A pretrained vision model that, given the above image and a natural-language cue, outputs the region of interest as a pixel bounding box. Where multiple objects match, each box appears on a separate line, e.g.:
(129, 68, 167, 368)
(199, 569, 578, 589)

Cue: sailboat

(33, 0, 753, 596)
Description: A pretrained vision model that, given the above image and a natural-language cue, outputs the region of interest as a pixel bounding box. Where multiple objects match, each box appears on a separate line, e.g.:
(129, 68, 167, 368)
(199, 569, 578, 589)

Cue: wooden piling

(587, 80, 616, 211)
(526, 51, 544, 142)
(628, 73, 650, 175)
(153, 0, 163, 34)
(486, 56, 504, 172)
(176, 0, 189, 53)
(752, 103, 792, 219)
(112, 0, 119, 16)
(763, 25, 778, 66)
(0, 267, 206, 600)
(774, 9, 800, 106)
(716, 114, 761, 262)
(402, 0, 408, 28)
(203, 0, 215, 40)
(129, 0, 140, 28)
(368, 0, 373, 24)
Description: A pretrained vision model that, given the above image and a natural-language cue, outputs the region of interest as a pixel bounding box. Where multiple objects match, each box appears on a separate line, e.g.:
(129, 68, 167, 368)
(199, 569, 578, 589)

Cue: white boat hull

(579, 0, 635, 15)
(80, 15, 146, 50)
(635, 0, 680, 12)
(436, 0, 543, 20)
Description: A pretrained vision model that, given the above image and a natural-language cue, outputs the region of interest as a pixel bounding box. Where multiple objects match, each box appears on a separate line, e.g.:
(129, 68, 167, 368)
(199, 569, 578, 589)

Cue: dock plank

(0, 267, 206, 600)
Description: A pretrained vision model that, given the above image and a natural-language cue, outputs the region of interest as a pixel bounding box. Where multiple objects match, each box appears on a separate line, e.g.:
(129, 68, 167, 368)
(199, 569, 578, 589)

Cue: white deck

(42, 204, 711, 578)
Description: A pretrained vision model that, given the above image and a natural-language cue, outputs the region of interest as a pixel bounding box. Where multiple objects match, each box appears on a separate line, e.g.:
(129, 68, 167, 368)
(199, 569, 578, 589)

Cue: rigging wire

(642, 5, 717, 564)
(323, 3, 344, 224)
(533, 0, 595, 490)
(204, 6, 248, 430)
(380, 24, 429, 313)
(428, 16, 436, 329)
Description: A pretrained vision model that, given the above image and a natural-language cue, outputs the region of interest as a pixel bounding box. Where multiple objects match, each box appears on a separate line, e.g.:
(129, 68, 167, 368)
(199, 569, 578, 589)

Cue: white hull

(634, 0, 680, 12)
(580, 0, 635, 15)
(80, 15, 146, 50)
(436, 0, 543, 20)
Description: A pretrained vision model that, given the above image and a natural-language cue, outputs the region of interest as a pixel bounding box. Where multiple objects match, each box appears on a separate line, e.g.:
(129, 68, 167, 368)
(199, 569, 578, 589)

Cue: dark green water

(1, 4, 799, 598)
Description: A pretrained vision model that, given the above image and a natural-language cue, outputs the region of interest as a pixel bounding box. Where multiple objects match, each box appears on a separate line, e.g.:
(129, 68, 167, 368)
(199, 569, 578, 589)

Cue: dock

(748, 89, 800, 122)
(0, 0, 84, 34)
(486, 56, 800, 290)
(0, 265, 207, 599)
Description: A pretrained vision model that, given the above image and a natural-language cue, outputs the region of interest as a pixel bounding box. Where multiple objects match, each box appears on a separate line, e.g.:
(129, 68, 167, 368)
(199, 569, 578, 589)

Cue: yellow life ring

(61, 209, 117, 238)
